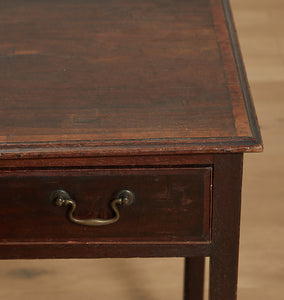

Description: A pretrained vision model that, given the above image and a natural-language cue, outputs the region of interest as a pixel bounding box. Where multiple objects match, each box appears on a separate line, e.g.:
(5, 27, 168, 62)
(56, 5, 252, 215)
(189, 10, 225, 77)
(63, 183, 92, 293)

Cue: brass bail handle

(50, 189, 134, 226)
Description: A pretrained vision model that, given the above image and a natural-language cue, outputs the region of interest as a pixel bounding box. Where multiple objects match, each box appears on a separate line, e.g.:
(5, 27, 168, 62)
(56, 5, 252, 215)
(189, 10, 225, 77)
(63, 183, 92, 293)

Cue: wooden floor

(0, 0, 283, 299)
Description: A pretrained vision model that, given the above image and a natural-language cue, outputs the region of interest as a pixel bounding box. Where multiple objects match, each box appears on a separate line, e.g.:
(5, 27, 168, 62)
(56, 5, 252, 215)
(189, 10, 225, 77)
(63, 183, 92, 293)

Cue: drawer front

(0, 167, 211, 243)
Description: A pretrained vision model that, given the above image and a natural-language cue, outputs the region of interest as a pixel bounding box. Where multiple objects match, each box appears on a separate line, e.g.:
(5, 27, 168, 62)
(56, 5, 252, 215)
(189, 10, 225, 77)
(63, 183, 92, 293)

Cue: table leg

(209, 154, 243, 300)
(209, 251, 239, 300)
(183, 257, 205, 300)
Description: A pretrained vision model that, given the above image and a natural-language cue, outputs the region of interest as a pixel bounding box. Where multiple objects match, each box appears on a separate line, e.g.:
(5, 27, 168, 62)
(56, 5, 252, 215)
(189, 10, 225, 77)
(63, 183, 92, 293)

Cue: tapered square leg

(209, 251, 239, 300)
(183, 257, 205, 300)
(209, 154, 243, 300)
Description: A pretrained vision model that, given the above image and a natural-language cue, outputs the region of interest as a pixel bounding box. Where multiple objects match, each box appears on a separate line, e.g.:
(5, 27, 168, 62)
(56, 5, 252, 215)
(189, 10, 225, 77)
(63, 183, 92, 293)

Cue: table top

(0, 0, 262, 159)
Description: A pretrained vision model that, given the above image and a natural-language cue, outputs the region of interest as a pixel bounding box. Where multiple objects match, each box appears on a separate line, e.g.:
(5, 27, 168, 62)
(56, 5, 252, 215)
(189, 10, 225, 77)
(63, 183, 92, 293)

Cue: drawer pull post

(50, 189, 134, 226)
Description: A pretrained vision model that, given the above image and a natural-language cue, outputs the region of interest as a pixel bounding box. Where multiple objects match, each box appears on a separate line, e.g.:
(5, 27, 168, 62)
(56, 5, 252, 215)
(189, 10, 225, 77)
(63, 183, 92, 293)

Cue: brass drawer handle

(50, 189, 134, 226)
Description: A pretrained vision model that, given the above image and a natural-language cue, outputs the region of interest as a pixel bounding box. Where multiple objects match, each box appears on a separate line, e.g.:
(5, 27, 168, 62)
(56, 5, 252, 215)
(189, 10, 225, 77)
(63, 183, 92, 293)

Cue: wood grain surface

(0, 167, 211, 246)
(0, 0, 281, 299)
(0, 0, 261, 158)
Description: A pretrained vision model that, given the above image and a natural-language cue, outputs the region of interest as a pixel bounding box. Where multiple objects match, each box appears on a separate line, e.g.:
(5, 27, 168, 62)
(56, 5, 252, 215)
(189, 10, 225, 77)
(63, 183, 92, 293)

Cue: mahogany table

(0, 0, 262, 299)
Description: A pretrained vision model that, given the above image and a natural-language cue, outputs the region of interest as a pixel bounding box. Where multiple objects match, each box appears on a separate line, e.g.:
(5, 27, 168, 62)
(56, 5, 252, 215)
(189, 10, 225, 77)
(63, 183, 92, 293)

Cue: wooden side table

(0, 0, 262, 299)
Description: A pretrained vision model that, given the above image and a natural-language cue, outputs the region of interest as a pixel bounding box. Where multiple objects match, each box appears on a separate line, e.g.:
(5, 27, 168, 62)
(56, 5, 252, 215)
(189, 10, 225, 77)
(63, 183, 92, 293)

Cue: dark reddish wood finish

(0, 1, 262, 300)
(0, 243, 211, 260)
(0, 0, 262, 159)
(0, 154, 214, 169)
(0, 167, 211, 243)
(184, 257, 205, 300)
(209, 154, 243, 300)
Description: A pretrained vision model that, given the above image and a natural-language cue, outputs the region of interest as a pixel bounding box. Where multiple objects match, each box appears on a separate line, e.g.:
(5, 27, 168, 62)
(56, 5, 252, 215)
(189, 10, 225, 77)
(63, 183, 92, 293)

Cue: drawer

(0, 167, 212, 243)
